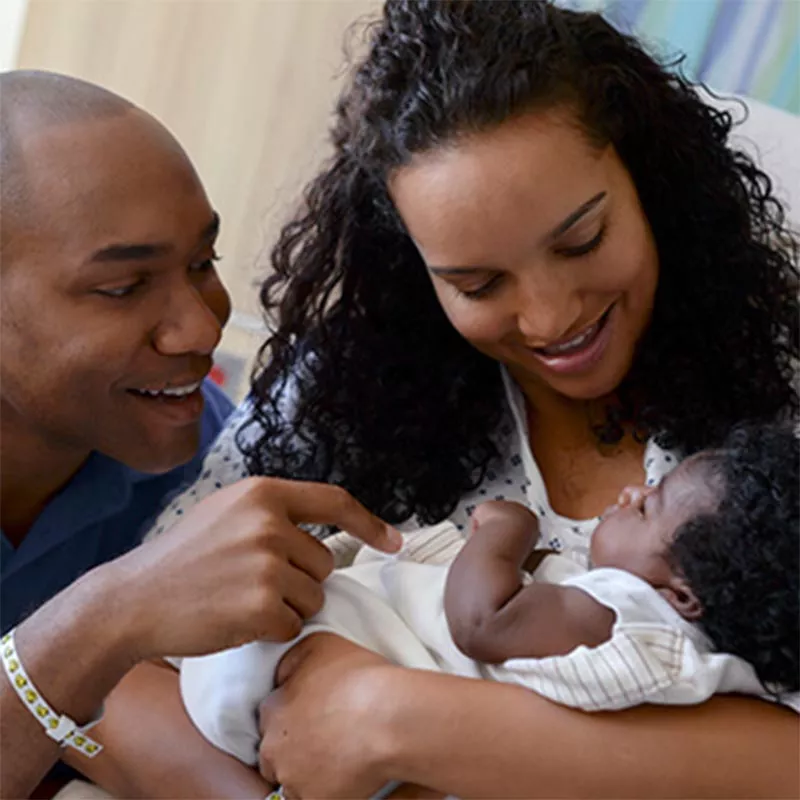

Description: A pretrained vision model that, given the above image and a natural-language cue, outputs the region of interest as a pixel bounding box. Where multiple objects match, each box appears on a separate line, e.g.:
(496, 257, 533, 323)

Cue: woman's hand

(262, 639, 800, 800)
(257, 633, 400, 799)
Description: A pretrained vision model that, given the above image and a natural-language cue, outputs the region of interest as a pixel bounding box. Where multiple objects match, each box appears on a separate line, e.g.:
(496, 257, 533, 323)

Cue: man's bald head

(0, 70, 202, 263)
(1, 71, 133, 223)
(0, 71, 229, 475)
(1, 69, 133, 128)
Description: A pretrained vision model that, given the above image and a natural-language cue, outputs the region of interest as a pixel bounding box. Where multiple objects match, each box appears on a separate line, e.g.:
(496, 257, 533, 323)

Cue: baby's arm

(444, 501, 615, 663)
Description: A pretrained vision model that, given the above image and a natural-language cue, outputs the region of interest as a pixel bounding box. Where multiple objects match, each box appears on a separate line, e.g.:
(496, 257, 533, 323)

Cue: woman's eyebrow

(428, 192, 608, 276)
(546, 191, 607, 242)
(429, 265, 492, 276)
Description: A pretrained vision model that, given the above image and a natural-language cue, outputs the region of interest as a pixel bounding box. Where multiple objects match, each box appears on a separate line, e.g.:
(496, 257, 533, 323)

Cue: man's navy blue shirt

(1, 380, 234, 634)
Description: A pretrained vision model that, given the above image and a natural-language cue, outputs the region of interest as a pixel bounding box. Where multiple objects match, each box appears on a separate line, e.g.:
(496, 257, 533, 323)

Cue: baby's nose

(600, 503, 619, 520)
(616, 485, 650, 507)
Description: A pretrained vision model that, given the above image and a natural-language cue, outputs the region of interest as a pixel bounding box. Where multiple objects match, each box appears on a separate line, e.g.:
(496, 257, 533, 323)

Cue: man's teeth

(541, 323, 598, 356)
(135, 381, 202, 398)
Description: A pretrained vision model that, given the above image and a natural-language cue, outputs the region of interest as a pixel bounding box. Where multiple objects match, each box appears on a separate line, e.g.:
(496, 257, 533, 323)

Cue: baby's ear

(658, 576, 702, 621)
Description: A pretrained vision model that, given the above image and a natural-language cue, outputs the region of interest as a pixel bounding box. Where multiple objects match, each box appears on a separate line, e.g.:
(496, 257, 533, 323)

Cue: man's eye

(191, 252, 222, 273)
(95, 282, 141, 299)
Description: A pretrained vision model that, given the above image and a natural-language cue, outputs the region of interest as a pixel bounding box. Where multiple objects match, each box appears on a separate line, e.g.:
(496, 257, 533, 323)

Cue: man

(0, 71, 399, 799)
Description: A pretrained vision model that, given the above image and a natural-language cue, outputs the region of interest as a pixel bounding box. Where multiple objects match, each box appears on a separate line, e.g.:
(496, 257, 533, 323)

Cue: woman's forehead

(389, 111, 615, 262)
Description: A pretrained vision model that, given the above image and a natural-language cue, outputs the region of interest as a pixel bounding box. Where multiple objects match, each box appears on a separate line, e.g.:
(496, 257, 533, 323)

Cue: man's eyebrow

(428, 193, 607, 276)
(89, 241, 172, 264)
(88, 212, 220, 264)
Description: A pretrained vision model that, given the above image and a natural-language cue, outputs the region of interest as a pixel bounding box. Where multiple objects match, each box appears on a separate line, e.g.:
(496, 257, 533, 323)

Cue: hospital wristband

(1, 629, 103, 758)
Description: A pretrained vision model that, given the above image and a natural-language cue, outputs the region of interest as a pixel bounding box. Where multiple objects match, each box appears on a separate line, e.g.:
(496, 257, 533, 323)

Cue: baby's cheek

(588, 520, 621, 568)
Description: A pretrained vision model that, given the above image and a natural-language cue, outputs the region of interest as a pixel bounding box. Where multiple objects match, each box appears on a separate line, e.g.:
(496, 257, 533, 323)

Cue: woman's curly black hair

(240, 0, 799, 527)
(669, 424, 799, 694)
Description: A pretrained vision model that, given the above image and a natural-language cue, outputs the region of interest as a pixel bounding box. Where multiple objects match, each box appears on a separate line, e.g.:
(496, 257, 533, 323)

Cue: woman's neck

(511, 370, 607, 447)
(510, 371, 646, 519)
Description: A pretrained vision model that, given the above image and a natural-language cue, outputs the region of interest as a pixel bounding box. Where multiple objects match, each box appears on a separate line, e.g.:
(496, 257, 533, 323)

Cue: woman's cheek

(447, 302, 514, 350)
(609, 220, 659, 294)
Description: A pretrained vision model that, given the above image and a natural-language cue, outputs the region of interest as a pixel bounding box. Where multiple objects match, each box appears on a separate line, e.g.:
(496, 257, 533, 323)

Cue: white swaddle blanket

(180, 522, 778, 765)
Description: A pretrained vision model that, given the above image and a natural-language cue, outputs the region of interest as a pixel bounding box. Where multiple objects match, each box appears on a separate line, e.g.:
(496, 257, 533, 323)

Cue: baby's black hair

(669, 424, 799, 694)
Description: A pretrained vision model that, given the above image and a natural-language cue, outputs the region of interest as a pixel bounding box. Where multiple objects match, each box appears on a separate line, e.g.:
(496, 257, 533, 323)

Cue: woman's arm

(259, 634, 799, 799)
(64, 661, 270, 799)
(381, 667, 799, 799)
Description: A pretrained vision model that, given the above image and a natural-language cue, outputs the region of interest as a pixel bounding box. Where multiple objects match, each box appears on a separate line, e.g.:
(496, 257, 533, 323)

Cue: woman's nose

(515, 273, 581, 347)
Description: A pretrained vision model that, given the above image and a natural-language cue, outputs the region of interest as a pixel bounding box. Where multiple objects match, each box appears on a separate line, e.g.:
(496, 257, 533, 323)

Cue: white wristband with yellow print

(1, 629, 103, 758)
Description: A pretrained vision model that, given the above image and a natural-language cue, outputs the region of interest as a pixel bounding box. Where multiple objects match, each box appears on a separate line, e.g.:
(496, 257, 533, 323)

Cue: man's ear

(657, 575, 703, 621)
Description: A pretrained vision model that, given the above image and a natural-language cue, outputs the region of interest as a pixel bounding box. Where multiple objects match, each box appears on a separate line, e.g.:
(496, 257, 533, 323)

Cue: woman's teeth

(539, 320, 601, 356)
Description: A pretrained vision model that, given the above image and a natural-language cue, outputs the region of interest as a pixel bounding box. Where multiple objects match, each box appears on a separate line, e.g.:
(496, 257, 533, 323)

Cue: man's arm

(2, 477, 400, 798)
(1, 567, 135, 799)
(444, 501, 614, 662)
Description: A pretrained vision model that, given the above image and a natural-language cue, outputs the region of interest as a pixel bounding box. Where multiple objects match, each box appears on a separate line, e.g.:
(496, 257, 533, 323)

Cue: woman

(79, 1, 798, 797)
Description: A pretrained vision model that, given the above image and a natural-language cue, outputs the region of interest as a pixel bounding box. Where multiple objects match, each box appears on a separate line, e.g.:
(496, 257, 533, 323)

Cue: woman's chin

(529, 359, 632, 404)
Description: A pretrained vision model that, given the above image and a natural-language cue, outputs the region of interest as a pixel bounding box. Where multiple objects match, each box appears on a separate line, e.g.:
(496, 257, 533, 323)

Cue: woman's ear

(657, 576, 703, 621)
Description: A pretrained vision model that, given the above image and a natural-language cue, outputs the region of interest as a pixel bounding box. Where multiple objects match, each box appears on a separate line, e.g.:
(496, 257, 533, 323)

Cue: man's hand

(109, 478, 402, 661)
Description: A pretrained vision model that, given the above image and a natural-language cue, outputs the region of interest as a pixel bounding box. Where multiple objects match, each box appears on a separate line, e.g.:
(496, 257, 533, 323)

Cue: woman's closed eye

(555, 225, 606, 258)
(457, 273, 503, 299)
(453, 228, 607, 300)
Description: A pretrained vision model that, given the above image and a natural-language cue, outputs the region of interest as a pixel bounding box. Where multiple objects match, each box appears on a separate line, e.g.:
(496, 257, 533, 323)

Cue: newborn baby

(181, 424, 799, 764)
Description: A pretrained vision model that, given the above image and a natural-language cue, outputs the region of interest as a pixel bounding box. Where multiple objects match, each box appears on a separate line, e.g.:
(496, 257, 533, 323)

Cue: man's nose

(153, 282, 229, 357)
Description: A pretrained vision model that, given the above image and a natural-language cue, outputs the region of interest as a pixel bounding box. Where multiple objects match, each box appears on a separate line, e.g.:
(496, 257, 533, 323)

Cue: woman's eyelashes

(555, 224, 606, 258)
(453, 226, 607, 300)
(458, 274, 503, 299)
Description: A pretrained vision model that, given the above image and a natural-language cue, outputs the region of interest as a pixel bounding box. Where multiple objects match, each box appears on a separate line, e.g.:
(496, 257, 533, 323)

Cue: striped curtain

(559, 0, 799, 114)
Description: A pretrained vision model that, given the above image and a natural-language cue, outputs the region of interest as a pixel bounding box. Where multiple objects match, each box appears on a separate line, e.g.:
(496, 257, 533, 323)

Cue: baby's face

(590, 455, 720, 585)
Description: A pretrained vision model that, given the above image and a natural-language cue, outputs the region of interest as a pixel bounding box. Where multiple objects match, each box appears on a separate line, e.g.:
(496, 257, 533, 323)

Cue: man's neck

(1, 411, 90, 548)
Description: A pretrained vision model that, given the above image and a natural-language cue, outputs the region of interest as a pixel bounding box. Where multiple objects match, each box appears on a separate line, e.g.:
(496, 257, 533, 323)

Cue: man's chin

(110, 431, 201, 475)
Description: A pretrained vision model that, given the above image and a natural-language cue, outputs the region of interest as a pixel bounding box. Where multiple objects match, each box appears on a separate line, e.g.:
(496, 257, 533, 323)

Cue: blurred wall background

(6, 0, 380, 399)
(562, 0, 799, 113)
(3, 0, 798, 400)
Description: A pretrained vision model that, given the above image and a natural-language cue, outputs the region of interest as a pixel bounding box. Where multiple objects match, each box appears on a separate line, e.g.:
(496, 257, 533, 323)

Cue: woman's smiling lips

(527, 303, 617, 375)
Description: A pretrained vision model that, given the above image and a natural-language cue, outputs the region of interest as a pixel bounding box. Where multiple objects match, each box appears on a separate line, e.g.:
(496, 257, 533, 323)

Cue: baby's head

(592, 424, 799, 693)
